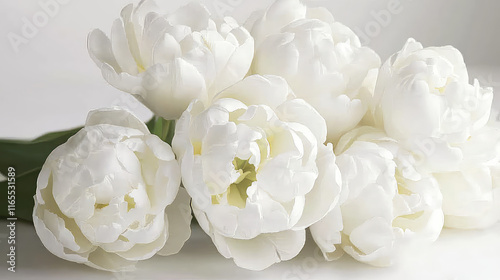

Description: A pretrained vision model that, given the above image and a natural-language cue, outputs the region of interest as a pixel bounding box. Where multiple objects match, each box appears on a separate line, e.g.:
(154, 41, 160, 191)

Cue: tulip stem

(164, 119, 176, 146)
(152, 117, 176, 145)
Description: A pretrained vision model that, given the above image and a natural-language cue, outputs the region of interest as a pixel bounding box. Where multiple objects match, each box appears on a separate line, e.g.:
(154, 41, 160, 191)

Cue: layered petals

(173, 75, 342, 270)
(372, 38, 493, 171)
(311, 127, 444, 266)
(33, 108, 191, 271)
(88, 0, 254, 120)
(249, 0, 381, 143)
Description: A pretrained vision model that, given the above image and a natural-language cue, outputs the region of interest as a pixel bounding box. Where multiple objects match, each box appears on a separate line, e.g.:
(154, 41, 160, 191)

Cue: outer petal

(158, 188, 193, 256)
(138, 60, 208, 120)
(214, 75, 294, 110)
(276, 99, 328, 144)
(86, 248, 137, 272)
(210, 23, 254, 96)
(212, 229, 306, 271)
(142, 134, 181, 211)
(310, 94, 366, 143)
(309, 205, 344, 261)
(88, 29, 121, 72)
(342, 217, 398, 267)
(33, 206, 91, 264)
(250, 0, 307, 46)
(86, 107, 150, 134)
(116, 225, 167, 261)
(293, 144, 341, 229)
(110, 18, 139, 75)
(166, 2, 211, 31)
(100, 63, 144, 96)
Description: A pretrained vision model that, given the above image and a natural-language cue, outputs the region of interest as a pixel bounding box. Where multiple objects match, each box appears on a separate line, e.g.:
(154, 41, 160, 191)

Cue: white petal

(209, 26, 254, 96)
(158, 188, 192, 256)
(86, 248, 137, 272)
(138, 59, 208, 120)
(294, 144, 341, 228)
(111, 18, 139, 75)
(86, 107, 149, 134)
(122, 214, 165, 245)
(343, 217, 396, 267)
(276, 99, 327, 144)
(212, 229, 306, 271)
(167, 2, 211, 31)
(250, 0, 307, 46)
(309, 205, 343, 260)
(87, 29, 120, 71)
(215, 75, 293, 110)
(33, 206, 92, 264)
(116, 227, 167, 261)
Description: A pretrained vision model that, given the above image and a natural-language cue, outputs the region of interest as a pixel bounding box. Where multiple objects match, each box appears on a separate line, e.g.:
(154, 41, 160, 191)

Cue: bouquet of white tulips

(1, 0, 498, 272)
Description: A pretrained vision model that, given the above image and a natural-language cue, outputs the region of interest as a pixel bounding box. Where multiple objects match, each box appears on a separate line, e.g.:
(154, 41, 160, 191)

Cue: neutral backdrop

(1, 0, 500, 138)
(1, 1, 499, 279)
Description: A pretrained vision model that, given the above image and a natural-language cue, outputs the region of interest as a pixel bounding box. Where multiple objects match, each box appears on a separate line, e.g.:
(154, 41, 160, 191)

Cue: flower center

(212, 157, 257, 209)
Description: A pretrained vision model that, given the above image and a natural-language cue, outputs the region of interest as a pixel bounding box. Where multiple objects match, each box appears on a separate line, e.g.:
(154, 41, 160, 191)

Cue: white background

(1, 0, 500, 139)
(1, 0, 499, 279)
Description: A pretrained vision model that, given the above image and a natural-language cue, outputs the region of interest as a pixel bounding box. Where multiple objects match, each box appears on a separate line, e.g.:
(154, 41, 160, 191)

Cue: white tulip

(373, 38, 493, 172)
(248, 0, 381, 143)
(435, 126, 500, 229)
(173, 75, 342, 270)
(33, 108, 191, 272)
(88, 0, 254, 120)
(311, 127, 444, 267)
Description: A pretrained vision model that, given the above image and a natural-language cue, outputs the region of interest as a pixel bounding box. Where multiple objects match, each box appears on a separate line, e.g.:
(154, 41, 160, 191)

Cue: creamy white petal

(88, 29, 121, 71)
(86, 248, 137, 272)
(86, 107, 150, 134)
(212, 229, 306, 271)
(158, 188, 192, 256)
(294, 144, 341, 228)
(33, 206, 92, 264)
(139, 60, 208, 120)
(309, 205, 343, 260)
(276, 99, 327, 144)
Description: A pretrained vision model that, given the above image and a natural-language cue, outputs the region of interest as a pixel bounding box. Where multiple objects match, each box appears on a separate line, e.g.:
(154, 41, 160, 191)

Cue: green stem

(165, 120, 176, 146)
(151, 117, 175, 145)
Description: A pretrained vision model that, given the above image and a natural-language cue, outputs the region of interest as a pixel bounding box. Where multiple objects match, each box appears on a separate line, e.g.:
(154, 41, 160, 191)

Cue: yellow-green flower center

(212, 157, 257, 209)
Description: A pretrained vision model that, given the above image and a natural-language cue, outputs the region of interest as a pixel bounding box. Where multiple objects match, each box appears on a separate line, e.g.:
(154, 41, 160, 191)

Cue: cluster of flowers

(34, 0, 499, 272)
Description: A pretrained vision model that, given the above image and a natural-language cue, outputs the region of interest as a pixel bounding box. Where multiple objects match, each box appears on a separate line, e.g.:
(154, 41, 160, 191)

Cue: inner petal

(212, 157, 257, 209)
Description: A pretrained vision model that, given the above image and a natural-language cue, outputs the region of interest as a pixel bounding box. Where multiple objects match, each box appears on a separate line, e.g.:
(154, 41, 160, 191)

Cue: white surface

(1, 221, 499, 280)
(1, 1, 500, 279)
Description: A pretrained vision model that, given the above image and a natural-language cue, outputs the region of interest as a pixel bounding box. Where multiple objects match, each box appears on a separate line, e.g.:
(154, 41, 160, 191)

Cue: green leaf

(0, 127, 82, 176)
